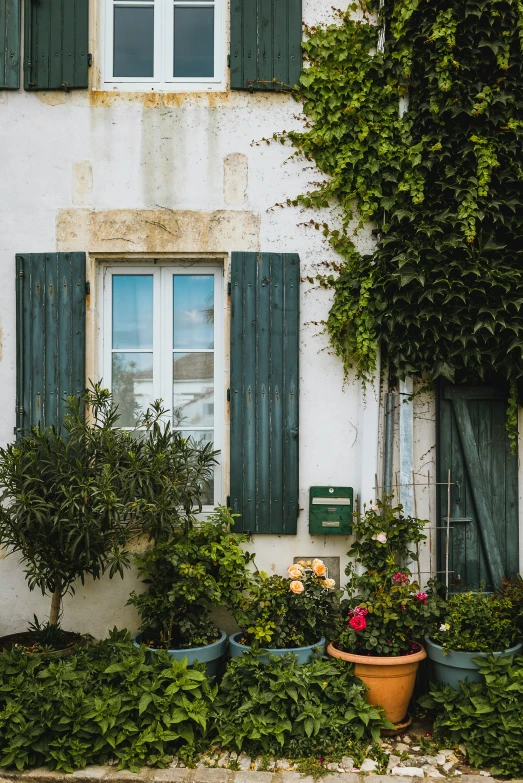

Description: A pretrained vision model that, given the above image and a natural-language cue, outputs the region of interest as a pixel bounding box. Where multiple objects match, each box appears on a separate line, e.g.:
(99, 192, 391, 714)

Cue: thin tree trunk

(49, 581, 62, 626)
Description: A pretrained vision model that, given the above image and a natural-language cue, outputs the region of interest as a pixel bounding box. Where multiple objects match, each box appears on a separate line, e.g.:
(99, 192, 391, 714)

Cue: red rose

(349, 614, 367, 632)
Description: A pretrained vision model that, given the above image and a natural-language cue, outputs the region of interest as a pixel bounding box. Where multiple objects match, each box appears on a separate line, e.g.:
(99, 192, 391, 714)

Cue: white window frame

(99, 262, 224, 511)
(103, 0, 226, 92)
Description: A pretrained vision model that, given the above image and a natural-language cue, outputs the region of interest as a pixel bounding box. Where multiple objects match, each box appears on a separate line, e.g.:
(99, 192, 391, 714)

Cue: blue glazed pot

(425, 635, 523, 689)
(228, 632, 325, 664)
(133, 630, 227, 677)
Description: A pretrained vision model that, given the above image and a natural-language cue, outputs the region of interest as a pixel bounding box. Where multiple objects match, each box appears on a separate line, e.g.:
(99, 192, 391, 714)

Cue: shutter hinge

(227, 281, 231, 295)
(18, 270, 24, 278)
(227, 54, 231, 68)
(88, 53, 93, 67)
(226, 495, 231, 508)
(85, 281, 91, 295)
(19, 407, 24, 414)
(227, 388, 231, 402)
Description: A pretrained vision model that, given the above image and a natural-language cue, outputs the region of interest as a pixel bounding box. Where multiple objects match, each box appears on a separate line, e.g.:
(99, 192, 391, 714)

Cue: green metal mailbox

(309, 486, 353, 535)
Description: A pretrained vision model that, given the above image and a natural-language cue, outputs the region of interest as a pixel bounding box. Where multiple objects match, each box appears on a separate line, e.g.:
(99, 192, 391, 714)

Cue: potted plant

(128, 506, 253, 676)
(425, 588, 523, 688)
(229, 559, 340, 663)
(327, 499, 444, 725)
(0, 384, 217, 652)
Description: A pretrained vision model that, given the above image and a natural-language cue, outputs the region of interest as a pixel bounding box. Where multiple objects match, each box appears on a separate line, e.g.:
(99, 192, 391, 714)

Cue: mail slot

(309, 486, 353, 535)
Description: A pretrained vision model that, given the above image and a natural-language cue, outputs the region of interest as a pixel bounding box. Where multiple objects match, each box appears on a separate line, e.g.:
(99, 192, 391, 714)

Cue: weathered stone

(232, 773, 273, 783)
(275, 761, 292, 771)
(402, 737, 412, 745)
(391, 767, 425, 777)
(237, 755, 251, 772)
(442, 762, 453, 773)
(25, 770, 65, 782)
(395, 744, 411, 754)
(150, 772, 192, 783)
(411, 748, 421, 753)
(326, 775, 359, 783)
(386, 756, 400, 773)
(422, 767, 444, 778)
(340, 757, 354, 772)
(71, 767, 108, 781)
(366, 776, 413, 783)
(435, 756, 446, 767)
(104, 772, 150, 782)
(193, 769, 229, 783)
(326, 764, 339, 772)
(360, 759, 379, 773)
(216, 754, 230, 769)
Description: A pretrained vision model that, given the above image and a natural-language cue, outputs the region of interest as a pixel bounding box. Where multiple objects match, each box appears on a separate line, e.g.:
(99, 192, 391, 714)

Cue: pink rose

(393, 572, 409, 584)
(415, 592, 428, 604)
(349, 615, 367, 632)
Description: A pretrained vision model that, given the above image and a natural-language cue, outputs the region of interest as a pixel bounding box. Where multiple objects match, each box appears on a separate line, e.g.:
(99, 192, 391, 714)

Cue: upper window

(100, 263, 224, 508)
(104, 0, 224, 89)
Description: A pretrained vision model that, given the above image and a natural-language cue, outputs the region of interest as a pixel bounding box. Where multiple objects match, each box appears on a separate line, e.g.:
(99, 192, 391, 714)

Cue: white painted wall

(0, 0, 438, 639)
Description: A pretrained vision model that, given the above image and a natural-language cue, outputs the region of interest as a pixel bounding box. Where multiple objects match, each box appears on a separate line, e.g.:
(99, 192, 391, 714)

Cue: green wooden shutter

(0, 0, 20, 89)
(230, 252, 299, 534)
(230, 0, 302, 91)
(24, 0, 88, 90)
(16, 253, 86, 433)
(437, 383, 519, 591)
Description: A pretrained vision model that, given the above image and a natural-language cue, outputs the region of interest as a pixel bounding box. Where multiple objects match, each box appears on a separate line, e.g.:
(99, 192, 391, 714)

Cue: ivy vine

(284, 0, 523, 442)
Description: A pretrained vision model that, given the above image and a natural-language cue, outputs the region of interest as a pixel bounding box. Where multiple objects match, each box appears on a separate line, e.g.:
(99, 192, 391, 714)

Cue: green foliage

(285, 0, 523, 443)
(0, 631, 216, 772)
(0, 383, 217, 624)
(26, 616, 67, 651)
(339, 499, 444, 656)
(419, 655, 523, 777)
(129, 507, 253, 649)
(211, 654, 392, 754)
(497, 574, 523, 631)
(431, 589, 520, 652)
(233, 560, 341, 649)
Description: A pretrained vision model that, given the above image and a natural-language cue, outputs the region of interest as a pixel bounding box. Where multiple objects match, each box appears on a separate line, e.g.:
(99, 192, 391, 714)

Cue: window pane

(173, 275, 214, 349)
(173, 352, 214, 427)
(113, 275, 153, 349)
(178, 429, 214, 505)
(114, 6, 154, 77)
(173, 6, 214, 78)
(112, 352, 153, 427)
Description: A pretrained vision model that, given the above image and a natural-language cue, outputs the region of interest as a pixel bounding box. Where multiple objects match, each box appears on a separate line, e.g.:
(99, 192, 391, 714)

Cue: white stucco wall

(0, 0, 448, 638)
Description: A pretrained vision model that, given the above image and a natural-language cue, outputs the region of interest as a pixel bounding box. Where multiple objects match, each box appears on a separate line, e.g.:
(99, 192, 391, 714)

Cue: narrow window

(113, 1, 155, 78)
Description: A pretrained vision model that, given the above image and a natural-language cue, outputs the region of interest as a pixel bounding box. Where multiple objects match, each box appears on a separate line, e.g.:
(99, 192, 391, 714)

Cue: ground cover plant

(281, 0, 523, 445)
(419, 654, 523, 777)
(431, 589, 520, 652)
(128, 507, 253, 649)
(0, 631, 216, 772)
(211, 653, 392, 755)
(233, 560, 341, 649)
(338, 500, 443, 656)
(0, 384, 216, 630)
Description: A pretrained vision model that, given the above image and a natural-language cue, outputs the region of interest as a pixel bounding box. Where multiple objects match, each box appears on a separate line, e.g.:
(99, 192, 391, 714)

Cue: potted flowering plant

(425, 588, 523, 688)
(327, 499, 444, 725)
(230, 559, 340, 664)
(128, 507, 253, 676)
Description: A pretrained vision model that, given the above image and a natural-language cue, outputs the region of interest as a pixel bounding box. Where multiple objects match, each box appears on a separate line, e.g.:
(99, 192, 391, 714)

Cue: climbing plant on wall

(285, 0, 523, 443)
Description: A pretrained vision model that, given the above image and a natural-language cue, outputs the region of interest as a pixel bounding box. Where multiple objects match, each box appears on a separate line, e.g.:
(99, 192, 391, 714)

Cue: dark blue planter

(425, 635, 523, 689)
(228, 632, 325, 664)
(133, 630, 227, 677)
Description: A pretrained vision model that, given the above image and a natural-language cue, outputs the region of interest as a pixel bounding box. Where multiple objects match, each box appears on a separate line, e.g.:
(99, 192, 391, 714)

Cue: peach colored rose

(288, 565, 304, 580)
(312, 561, 327, 577)
(289, 580, 305, 594)
(322, 578, 336, 589)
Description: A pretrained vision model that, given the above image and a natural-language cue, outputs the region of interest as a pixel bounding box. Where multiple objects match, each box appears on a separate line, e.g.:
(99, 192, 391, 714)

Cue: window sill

(100, 81, 227, 93)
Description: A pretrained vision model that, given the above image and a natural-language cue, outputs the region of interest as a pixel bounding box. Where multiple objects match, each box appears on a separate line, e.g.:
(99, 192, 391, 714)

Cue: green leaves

(420, 654, 523, 776)
(211, 654, 390, 755)
(0, 631, 216, 772)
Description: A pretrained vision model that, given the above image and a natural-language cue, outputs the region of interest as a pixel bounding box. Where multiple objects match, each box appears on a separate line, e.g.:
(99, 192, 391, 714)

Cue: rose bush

(337, 499, 444, 656)
(233, 559, 341, 649)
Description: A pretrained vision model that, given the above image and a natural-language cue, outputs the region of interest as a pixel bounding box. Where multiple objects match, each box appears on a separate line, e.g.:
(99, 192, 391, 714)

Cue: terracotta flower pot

(327, 641, 426, 724)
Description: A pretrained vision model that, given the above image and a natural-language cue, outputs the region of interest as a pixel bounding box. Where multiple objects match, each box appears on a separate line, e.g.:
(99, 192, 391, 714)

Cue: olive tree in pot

(0, 384, 217, 653)
(128, 506, 253, 676)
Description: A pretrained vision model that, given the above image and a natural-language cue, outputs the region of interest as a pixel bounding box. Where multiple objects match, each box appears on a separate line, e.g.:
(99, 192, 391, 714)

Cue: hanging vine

(283, 0, 523, 441)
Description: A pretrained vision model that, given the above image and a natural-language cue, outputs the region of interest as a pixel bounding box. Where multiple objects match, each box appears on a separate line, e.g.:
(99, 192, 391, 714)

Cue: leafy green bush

(430, 590, 518, 652)
(211, 654, 392, 755)
(419, 655, 523, 777)
(338, 499, 444, 656)
(0, 631, 216, 772)
(129, 507, 253, 649)
(497, 575, 523, 632)
(0, 384, 217, 627)
(233, 559, 341, 649)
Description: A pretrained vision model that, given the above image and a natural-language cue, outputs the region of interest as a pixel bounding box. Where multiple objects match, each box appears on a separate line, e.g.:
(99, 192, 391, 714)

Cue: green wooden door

(437, 384, 519, 591)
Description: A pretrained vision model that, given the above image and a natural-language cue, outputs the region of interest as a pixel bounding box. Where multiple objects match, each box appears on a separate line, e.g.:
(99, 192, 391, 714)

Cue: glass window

(173, 5, 214, 78)
(113, 4, 155, 77)
(103, 266, 222, 508)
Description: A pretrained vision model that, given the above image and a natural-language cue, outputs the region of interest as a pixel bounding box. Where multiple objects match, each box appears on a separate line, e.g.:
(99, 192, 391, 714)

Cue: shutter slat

(230, 252, 299, 534)
(0, 0, 20, 89)
(16, 253, 86, 433)
(24, 0, 88, 90)
(230, 0, 302, 91)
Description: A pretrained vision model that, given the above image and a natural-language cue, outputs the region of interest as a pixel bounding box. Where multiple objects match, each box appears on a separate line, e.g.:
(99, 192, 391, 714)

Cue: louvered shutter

(24, 0, 88, 90)
(16, 253, 86, 433)
(230, 252, 299, 534)
(230, 0, 302, 91)
(0, 0, 20, 88)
